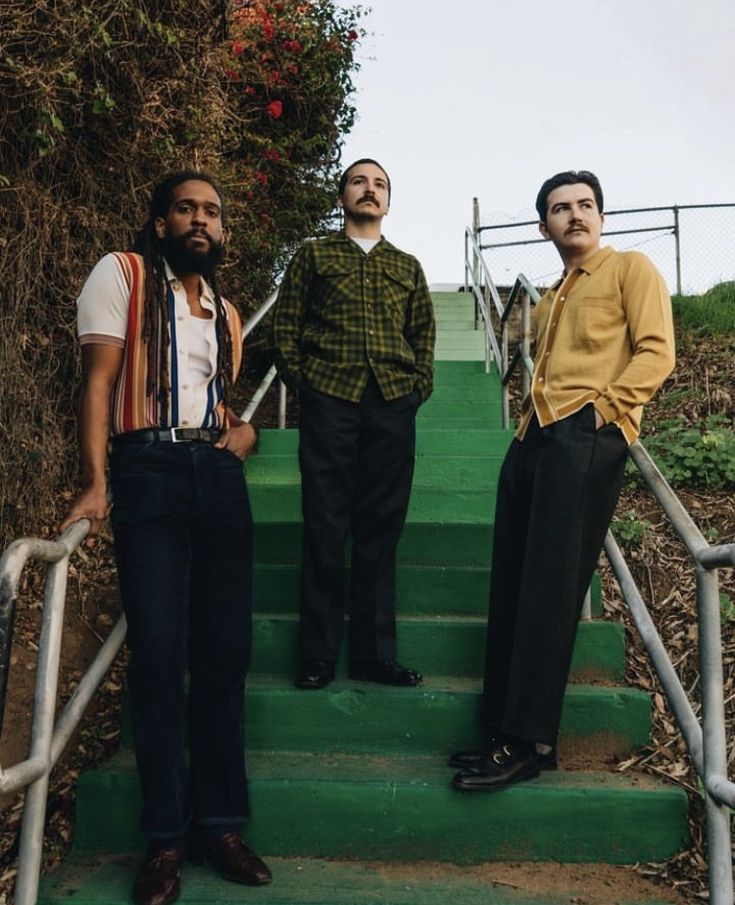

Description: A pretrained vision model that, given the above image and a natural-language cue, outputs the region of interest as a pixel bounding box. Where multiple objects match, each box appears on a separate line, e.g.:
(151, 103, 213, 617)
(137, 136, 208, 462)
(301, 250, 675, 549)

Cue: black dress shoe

(295, 660, 335, 689)
(449, 745, 557, 771)
(452, 741, 541, 792)
(188, 831, 272, 886)
(348, 659, 422, 686)
(132, 843, 183, 905)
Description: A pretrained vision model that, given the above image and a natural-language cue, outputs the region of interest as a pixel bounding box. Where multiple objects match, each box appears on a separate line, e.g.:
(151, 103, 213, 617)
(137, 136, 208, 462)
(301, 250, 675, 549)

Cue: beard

(160, 230, 224, 276)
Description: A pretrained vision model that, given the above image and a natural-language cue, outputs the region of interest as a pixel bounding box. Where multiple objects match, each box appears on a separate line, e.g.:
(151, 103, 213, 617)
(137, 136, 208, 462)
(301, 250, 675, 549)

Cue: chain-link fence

(477, 203, 735, 295)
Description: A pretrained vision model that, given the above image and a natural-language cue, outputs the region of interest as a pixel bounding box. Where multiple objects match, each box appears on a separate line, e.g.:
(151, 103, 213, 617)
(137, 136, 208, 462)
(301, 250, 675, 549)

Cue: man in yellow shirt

(451, 170, 675, 791)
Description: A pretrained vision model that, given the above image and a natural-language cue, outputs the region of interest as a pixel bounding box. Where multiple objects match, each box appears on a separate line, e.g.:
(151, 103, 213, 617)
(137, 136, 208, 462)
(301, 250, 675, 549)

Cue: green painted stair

(37, 289, 689, 904)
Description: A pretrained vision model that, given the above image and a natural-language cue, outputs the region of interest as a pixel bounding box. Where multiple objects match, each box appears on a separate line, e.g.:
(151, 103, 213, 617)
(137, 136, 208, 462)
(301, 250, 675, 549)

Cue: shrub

(0, 0, 364, 543)
(672, 281, 735, 335)
(640, 416, 735, 489)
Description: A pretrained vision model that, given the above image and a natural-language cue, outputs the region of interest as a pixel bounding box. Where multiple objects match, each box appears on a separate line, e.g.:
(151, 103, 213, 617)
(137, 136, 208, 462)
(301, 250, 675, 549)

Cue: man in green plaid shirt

(274, 158, 436, 690)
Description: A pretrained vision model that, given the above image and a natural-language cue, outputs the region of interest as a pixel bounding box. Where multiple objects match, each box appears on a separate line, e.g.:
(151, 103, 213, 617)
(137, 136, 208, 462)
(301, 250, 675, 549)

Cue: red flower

(224, 69, 242, 82)
(347, 29, 359, 42)
(263, 148, 281, 161)
(244, 85, 256, 95)
(262, 22, 275, 40)
(231, 39, 246, 56)
(283, 39, 303, 52)
(255, 171, 269, 185)
(266, 100, 283, 118)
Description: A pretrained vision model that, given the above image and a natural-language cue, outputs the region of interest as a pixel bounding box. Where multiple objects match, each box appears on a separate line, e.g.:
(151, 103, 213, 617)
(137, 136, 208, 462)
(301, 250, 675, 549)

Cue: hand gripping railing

(0, 283, 286, 905)
(466, 203, 733, 904)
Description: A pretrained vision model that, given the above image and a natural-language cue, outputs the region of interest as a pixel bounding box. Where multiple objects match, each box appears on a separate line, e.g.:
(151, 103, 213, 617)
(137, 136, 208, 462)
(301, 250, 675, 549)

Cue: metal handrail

(0, 282, 286, 905)
(467, 199, 734, 905)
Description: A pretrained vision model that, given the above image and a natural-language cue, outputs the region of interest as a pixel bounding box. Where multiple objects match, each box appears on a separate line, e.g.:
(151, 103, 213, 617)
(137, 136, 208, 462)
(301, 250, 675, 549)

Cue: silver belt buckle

(170, 427, 185, 443)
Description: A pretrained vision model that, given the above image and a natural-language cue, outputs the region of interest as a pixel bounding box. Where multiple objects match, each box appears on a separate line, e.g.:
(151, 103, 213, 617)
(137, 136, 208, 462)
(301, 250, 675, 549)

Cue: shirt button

(177, 315, 184, 322)
(182, 383, 190, 389)
(560, 296, 566, 301)
(537, 377, 544, 383)
(182, 419, 189, 425)
(545, 352, 550, 357)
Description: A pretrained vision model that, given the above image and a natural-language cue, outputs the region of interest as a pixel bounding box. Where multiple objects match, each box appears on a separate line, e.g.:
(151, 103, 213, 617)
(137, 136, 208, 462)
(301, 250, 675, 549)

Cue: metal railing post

(278, 380, 287, 429)
(13, 558, 70, 905)
(697, 565, 733, 905)
(673, 205, 682, 296)
(521, 290, 531, 402)
(472, 198, 480, 328)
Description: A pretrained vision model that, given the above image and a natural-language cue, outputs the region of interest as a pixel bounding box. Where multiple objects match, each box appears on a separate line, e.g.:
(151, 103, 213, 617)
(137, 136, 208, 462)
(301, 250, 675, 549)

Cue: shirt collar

(575, 245, 615, 276)
(163, 258, 216, 307)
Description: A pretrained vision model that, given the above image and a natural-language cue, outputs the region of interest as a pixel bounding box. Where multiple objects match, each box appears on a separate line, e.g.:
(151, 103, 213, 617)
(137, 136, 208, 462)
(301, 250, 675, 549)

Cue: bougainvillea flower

(347, 29, 359, 42)
(264, 148, 281, 161)
(224, 69, 242, 82)
(231, 40, 246, 56)
(245, 85, 257, 95)
(266, 100, 283, 118)
(255, 171, 269, 184)
(284, 39, 303, 52)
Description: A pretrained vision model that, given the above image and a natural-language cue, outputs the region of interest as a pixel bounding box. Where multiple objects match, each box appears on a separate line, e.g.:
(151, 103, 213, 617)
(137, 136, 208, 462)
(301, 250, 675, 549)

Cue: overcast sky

(338, 0, 735, 289)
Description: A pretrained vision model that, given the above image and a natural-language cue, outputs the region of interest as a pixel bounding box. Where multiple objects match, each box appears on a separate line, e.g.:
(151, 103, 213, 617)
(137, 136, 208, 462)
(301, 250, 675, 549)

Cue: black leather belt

(112, 428, 221, 446)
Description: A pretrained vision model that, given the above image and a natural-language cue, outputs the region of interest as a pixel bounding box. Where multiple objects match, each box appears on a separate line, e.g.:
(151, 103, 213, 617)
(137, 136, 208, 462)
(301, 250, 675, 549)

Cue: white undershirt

(350, 237, 380, 254)
(188, 316, 213, 384)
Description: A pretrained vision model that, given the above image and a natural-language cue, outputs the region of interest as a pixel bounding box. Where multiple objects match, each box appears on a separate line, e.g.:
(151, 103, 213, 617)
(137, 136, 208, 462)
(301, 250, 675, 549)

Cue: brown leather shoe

(132, 844, 183, 905)
(189, 831, 272, 885)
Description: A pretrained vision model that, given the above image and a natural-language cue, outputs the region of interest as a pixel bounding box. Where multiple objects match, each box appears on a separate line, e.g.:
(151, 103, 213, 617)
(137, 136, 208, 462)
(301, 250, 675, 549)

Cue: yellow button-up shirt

(517, 246, 675, 445)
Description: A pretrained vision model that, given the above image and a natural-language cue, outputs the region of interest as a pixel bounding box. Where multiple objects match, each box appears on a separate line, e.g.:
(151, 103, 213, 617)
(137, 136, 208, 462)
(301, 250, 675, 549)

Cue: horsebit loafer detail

(449, 745, 557, 771)
(452, 742, 542, 792)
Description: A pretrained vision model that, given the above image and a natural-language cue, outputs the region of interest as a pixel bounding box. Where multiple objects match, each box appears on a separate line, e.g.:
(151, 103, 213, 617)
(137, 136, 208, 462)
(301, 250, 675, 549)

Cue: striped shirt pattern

(100, 252, 242, 435)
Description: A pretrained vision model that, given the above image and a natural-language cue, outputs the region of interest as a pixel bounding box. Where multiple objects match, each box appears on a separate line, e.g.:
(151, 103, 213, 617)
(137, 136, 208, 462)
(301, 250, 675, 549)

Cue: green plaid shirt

(273, 232, 435, 403)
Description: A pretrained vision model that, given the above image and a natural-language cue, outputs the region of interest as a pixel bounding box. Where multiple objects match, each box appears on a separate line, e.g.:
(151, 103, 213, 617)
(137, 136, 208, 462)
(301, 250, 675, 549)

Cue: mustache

(184, 227, 215, 243)
(357, 194, 379, 205)
(565, 223, 588, 234)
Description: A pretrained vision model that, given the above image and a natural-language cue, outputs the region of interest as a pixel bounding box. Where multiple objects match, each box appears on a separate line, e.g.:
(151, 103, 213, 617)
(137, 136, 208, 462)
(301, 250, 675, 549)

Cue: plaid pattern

(273, 232, 435, 403)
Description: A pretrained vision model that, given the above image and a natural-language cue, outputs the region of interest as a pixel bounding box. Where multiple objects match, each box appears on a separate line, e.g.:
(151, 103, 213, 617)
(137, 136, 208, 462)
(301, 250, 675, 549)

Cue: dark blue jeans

(110, 441, 253, 838)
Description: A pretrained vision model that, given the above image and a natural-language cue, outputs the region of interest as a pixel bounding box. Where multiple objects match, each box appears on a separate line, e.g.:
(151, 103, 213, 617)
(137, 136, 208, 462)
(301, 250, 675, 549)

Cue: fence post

(673, 205, 682, 296)
(472, 198, 480, 328)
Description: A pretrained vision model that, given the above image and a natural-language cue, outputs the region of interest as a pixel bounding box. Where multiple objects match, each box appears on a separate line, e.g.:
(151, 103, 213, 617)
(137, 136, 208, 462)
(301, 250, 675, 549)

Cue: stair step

(243, 679, 649, 755)
(38, 855, 681, 905)
(70, 753, 688, 863)
(253, 566, 601, 618)
(250, 617, 624, 682)
(254, 523, 494, 566)
(257, 428, 512, 457)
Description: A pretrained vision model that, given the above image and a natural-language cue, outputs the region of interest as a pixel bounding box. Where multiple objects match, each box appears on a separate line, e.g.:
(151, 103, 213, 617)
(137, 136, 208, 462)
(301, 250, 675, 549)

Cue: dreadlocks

(131, 170, 234, 425)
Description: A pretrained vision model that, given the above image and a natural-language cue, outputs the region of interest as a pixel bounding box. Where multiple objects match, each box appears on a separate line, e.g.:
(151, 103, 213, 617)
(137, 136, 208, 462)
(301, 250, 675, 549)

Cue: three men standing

(61, 172, 270, 905)
(274, 159, 436, 690)
(451, 170, 676, 791)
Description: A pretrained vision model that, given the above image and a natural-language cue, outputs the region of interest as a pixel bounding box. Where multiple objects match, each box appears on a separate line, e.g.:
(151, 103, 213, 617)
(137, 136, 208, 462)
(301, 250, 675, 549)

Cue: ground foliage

(0, 0, 364, 546)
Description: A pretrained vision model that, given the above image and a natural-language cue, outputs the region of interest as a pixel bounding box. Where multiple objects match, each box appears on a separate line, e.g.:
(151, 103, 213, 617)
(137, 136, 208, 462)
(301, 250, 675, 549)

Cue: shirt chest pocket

(569, 295, 625, 350)
(312, 259, 360, 315)
(381, 266, 415, 314)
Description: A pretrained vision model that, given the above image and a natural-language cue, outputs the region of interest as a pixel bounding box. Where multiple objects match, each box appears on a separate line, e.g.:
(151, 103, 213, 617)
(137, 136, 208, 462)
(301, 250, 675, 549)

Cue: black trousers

(297, 378, 419, 664)
(110, 441, 253, 838)
(481, 405, 628, 747)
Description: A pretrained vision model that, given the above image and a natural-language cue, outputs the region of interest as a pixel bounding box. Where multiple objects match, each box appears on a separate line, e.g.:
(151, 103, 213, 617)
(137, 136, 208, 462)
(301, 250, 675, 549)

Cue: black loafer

(452, 742, 541, 792)
(449, 745, 557, 771)
(348, 659, 422, 686)
(188, 831, 272, 886)
(295, 660, 335, 689)
(132, 843, 183, 905)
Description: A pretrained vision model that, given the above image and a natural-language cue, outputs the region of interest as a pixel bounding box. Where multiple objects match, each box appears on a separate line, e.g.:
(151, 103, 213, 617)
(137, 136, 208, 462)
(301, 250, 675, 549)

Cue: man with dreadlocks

(61, 171, 271, 905)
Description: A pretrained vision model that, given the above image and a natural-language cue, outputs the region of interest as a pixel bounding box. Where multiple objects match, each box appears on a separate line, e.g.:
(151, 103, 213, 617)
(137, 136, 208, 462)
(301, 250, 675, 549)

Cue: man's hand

(214, 421, 258, 461)
(594, 409, 605, 430)
(59, 484, 110, 543)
